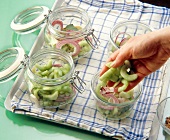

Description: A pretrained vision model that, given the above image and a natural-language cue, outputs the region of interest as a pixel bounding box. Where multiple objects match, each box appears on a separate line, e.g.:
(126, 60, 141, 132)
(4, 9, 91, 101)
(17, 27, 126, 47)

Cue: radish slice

(119, 38, 130, 46)
(52, 20, 63, 30)
(56, 39, 81, 57)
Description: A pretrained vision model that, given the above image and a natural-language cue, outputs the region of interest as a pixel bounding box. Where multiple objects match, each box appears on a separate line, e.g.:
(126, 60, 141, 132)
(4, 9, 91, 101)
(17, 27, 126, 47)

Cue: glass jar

(5, 6, 87, 108)
(24, 48, 85, 108)
(157, 97, 170, 135)
(0, 47, 86, 108)
(0, 47, 25, 83)
(10, 6, 49, 54)
(44, 6, 99, 61)
(90, 72, 142, 120)
(10, 6, 99, 61)
(107, 20, 152, 56)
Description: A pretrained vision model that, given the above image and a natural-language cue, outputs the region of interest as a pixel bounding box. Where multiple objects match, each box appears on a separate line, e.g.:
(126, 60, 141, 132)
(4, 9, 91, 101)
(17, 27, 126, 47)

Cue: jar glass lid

(0, 47, 25, 83)
(10, 6, 49, 33)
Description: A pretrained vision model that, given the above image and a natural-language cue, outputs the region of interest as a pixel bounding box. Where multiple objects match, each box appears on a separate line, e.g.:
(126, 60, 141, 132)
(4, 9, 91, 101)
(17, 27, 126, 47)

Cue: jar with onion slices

(44, 6, 100, 61)
(25, 48, 86, 108)
(107, 20, 152, 56)
(90, 71, 142, 120)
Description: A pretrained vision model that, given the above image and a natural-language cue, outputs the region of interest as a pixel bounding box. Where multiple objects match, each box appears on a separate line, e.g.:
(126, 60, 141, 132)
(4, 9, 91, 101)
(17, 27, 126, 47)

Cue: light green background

(0, 0, 112, 140)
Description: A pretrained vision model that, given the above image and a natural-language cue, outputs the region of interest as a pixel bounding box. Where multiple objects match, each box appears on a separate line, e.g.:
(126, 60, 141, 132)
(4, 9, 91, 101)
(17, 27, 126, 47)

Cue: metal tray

(4, 0, 170, 139)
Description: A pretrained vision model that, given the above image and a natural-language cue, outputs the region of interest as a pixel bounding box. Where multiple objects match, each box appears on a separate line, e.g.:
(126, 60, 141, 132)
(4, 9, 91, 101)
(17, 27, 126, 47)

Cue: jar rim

(47, 6, 91, 38)
(0, 47, 25, 83)
(10, 6, 49, 33)
(27, 48, 75, 86)
(156, 97, 170, 134)
(90, 71, 142, 107)
(109, 20, 153, 50)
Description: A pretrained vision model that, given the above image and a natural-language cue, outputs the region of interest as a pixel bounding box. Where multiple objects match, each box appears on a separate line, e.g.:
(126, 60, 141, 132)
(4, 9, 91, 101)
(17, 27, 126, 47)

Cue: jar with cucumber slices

(25, 48, 85, 108)
(90, 60, 142, 120)
(44, 6, 100, 61)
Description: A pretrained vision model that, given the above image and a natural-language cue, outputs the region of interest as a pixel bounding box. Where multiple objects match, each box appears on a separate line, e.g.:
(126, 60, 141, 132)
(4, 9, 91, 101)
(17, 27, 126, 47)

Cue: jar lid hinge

(85, 29, 100, 49)
(70, 71, 86, 94)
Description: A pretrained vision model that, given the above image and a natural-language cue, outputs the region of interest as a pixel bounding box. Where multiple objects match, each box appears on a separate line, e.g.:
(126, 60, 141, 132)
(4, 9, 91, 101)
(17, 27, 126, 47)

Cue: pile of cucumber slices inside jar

(29, 59, 74, 107)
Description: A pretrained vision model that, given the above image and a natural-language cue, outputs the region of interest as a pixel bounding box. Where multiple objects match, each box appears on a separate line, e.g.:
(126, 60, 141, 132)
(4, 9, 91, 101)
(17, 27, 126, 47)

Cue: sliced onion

(64, 29, 82, 37)
(100, 86, 116, 95)
(103, 87, 115, 93)
(56, 39, 81, 56)
(75, 38, 83, 43)
(103, 93, 119, 104)
(56, 95, 72, 102)
(100, 87, 106, 95)
(52, 64, 62, 67)
(115, 32, 131, 45)
(97, 101, 114, 110)
(52, 20, 63, 30)
(119, 38, 130, 46)
(118, 98, 126, 103)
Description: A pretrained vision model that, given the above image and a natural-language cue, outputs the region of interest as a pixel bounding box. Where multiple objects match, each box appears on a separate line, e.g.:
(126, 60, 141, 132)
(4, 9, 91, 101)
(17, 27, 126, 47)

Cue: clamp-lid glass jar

(44, 6, 100, 61)
(107, 20, 152, 56)
(25, 48, 85, 108)
(90, 72, 142, 120)
(0, 47, 85, 108)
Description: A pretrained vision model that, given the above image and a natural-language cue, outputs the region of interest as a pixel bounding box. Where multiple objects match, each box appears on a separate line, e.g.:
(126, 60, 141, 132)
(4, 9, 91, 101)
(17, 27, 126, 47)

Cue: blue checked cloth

(11, 0, 170, 139)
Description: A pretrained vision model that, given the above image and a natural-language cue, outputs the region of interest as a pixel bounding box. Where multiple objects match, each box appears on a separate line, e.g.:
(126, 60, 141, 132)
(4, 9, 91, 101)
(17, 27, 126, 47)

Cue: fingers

(108, 50, 119, 62)
(100, 66, 109, 76)
(100, 46, 131, 76)
(109, 44, 132, 68)
(100, 50, 119, 76)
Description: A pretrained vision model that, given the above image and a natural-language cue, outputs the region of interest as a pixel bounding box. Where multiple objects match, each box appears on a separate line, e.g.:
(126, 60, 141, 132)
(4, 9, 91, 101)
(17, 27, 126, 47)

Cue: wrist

(154, 26, 170, 57)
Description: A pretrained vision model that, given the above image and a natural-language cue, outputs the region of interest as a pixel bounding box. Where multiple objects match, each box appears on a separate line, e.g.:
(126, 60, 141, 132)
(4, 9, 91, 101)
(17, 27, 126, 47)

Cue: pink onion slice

(100, 86, 119, 104)
(119, 38, 130, 46)
(102, 87, 115, 93)
(52, 20, 63, 30)
(97, 101, 114, 110)
(56, 39, 81, 56)
(52, 64, 62, 67)
(114, 32, 131, 45)
(100, 86, 116, 95)
(103, 93, 119, 104)
(55, 94, 73, 102)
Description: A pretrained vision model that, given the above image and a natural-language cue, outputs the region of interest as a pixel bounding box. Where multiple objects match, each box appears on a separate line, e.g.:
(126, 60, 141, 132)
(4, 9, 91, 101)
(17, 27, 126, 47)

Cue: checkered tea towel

(11, 0, 170, 139)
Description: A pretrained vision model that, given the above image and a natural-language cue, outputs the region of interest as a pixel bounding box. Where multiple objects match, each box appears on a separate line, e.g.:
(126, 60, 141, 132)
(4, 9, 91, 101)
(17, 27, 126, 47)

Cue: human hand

(100, 27, 170, 90)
